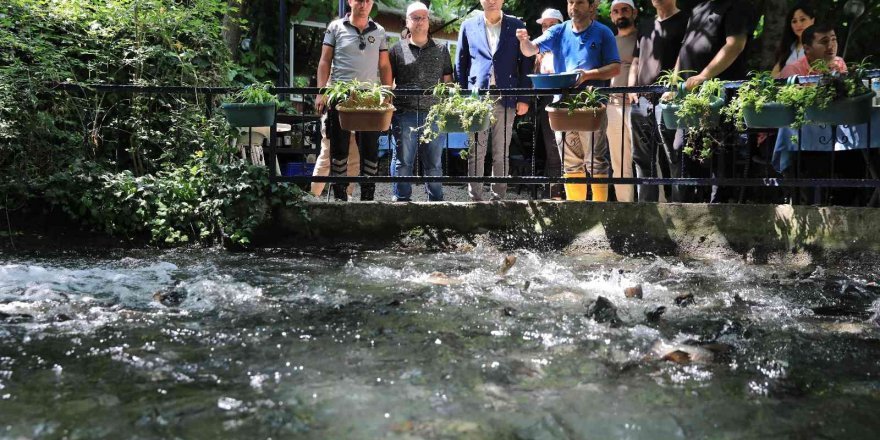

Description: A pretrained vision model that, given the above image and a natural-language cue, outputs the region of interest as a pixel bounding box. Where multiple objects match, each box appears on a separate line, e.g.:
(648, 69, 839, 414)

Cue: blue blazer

(455, 14, 534, 108)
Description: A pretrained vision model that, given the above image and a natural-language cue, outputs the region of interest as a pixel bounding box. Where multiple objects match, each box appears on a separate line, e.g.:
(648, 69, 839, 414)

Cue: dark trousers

(536, 96, 563, 198)
(630, 97, 674, 202)
(327, 105, 380, 200)
(783, 150, 872, 206)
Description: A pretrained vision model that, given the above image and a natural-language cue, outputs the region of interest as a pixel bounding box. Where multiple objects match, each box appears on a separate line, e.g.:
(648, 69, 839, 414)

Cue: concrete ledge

(268, 201, 880, 258)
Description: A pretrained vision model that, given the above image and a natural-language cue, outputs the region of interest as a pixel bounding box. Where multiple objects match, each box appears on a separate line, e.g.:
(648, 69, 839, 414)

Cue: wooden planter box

(337, 106, 395, 132)
(805, 93, 873, 126)
(546, 104, 606, 132)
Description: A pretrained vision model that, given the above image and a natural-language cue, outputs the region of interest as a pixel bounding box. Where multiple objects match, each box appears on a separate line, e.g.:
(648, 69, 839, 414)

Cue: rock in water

(651, 340, 715, 365)
(585, 296, 621, 326)
(674, 292, 695, 307)
(624, 285, 643, 299)
(497, 255, 517, 276)
(153, 288, 187, 307)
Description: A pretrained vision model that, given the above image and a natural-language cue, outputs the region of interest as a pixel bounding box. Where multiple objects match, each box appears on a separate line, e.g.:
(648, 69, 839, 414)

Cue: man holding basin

(516, 0, 620, 201)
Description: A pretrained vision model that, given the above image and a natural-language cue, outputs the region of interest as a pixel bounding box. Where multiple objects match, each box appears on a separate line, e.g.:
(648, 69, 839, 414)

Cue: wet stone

(585, 296, 621, 326)
(153, 288, 187, 307)
(644, 305, 666, 323)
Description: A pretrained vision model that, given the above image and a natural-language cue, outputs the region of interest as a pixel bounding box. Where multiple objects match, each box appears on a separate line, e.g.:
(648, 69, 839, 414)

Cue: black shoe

(332, 184, 348, 201)
(360, 184, 375, 201)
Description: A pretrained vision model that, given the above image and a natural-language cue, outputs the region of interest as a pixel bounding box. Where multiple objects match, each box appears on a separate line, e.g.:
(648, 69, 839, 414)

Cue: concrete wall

(268, 202, 880, 259)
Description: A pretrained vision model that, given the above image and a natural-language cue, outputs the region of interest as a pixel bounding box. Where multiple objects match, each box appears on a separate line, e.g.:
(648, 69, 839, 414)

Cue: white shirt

(485, 18, 502, 86)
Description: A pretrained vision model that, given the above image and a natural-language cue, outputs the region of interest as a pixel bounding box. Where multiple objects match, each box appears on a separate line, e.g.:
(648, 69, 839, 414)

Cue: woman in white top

(771, 2, 816, 78)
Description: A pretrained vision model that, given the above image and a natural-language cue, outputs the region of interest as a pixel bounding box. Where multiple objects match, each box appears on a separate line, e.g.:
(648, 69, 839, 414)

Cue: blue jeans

(391, 112, 445, 201)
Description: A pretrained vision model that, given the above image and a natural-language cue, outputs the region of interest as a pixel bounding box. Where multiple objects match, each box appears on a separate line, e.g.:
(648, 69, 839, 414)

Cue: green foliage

(802, 58, 874, 111)
(227, 81, 280, 104)
(419, 83, 496, 144)
(724, 71, 787, 131)
(322, 79, 394, 110)
(549, 88, 606, 115)
(42, 137, 303, 246)
(655, 69, 696, 101)
(678, 79, 726, 161)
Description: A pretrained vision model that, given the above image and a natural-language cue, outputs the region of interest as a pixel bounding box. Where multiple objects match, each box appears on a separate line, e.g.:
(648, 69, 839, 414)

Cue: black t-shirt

(633, 10, 690, 86)
(677, 0, 755, 81)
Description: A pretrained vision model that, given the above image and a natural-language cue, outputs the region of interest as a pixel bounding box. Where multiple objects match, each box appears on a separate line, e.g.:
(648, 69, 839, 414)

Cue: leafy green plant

(226, 81, 279, 104)
(722, 71, 806, 131)
(322, 79, 394, 110)
(655, 69, 695, 102)
(677, 78, 726, 160)
(420, 83, 496, 144)
(548, 88, 606, 115)
(801, 58, 873, 111)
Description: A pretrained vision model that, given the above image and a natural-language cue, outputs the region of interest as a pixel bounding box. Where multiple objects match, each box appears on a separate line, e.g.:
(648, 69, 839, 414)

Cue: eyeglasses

(358, 35, 366, 50)
(408, 16, 429, 22)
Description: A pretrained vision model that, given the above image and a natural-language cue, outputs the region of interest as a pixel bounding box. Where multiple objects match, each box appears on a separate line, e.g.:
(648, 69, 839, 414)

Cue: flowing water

(1, 246, 879, 439)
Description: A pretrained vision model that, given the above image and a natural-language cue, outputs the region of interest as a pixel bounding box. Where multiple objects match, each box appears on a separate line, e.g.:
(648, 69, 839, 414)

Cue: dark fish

(153, 288, 187, 307)
(497, 255, 517, 276)
(585, 296, 621, 326)
(674, 292, 695, 307)
(645, 305, 666, 323)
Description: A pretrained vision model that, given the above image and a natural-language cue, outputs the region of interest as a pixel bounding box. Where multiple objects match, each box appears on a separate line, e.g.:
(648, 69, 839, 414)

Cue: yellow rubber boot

(563, 172, 588, 201)
(590, 174, 609, 202)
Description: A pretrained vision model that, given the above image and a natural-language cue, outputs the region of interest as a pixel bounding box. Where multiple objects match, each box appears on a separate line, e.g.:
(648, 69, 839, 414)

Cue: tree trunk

(223, 0, 245, 62)
(758, 0, 788, 70)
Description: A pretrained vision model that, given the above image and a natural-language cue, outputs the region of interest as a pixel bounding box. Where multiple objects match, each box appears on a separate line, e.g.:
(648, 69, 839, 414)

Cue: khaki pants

(557, 113, 610, 177)
(468, 103, 515, 201)
(607, 101, 634, 202)
(311, 115, 360, 197)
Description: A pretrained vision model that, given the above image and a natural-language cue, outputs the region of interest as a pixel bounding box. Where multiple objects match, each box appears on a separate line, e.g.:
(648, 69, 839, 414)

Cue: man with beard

(627, 0, 688, 202)
(606, 0, 638, 202)
(516, 0, 620, 201)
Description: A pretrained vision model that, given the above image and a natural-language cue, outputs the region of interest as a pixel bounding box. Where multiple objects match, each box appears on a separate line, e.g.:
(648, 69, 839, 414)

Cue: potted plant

(802, 59, 874, 126)
(322, 79, 395, 132)
(545, 88, 607, 132)
(724, 71, 800, 130)
(655, 69, 691, 130)
(220, 82, 279, 127)
(659, 78, 726, 160)
(420, 84, 496, 143)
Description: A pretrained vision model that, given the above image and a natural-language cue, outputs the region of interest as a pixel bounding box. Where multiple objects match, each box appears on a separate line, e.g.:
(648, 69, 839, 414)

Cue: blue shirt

(534, 20, 620, 87)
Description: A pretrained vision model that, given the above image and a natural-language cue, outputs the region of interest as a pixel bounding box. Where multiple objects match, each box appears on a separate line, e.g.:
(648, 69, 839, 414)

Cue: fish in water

(426, 272, 462, 286)
(153, 287, 187, 307)
(624, 285, 643, 299)
(497, 255, 517, 276)
(674, 292, 695, 307)
(585, 296, 621, 327)
(650, 340, 719, 365)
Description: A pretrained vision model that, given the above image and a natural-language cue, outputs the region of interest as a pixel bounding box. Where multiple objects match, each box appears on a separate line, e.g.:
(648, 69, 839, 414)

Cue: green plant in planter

(549, 88, 606, 114)
(420, 83, 497, 144)
(677, 78, 727, 160)
(655, 69, 694, 101)
(724, 71, 803, 130)
(801, 58, 873, 114)
(322, 79, 394, 110)
(220, 82, 279, 127)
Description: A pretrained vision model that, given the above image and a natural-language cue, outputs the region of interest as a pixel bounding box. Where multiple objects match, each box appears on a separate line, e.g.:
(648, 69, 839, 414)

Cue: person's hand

(315, 94, 326, 114)
(628, 93, 638, 105)
(574, 69, 590, 86)
(660, 91, 674, 102)
(516, 102, 529, 116)
(515, 28, 530, 43)
(684, 74, 707, 92)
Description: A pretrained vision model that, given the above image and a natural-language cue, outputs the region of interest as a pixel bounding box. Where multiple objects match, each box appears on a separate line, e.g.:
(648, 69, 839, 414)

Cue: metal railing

(53, 74, 880, 205)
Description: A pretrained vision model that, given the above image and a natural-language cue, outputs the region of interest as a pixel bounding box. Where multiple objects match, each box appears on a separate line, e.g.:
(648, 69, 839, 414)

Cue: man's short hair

(802, 23, 836, 46)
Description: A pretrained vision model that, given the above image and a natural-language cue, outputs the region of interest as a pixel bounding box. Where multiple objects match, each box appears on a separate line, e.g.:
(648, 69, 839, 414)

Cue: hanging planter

(323, 79, 395, 132)
(337, 106, 395, 132)
(546, 105, 606, 132)
(805, 92, 873, 126)
(743, 102, 797, 128)
(220, 82, 278, 128)
(439, 113, 491, 133)
(545, 88, 607, 132)
(660, 97, 724, 130)
(220, 103, 276, 128)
